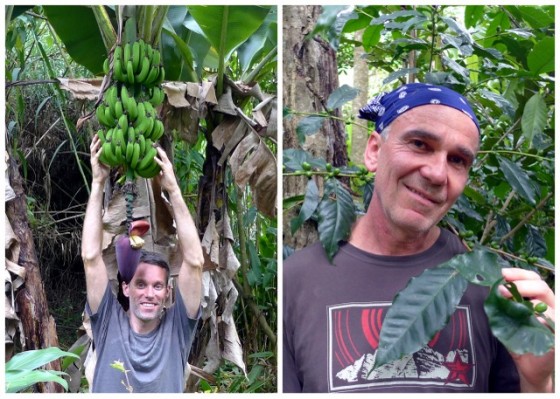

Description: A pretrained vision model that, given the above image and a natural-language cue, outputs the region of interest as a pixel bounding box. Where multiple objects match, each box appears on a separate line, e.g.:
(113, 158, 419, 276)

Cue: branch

(499, 192, 553, 245)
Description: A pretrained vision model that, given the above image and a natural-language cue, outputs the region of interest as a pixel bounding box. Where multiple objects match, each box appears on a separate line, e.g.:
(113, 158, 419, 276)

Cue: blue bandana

(358, 83, 480, 134)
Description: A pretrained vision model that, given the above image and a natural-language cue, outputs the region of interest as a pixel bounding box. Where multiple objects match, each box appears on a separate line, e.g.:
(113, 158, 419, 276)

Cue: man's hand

(90, 134, 110, 184)
(153, 145, 179, 194)
(500, 268, 555, 392)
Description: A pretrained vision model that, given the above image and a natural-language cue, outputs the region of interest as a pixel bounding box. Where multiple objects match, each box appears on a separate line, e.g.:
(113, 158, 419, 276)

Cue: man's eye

(412, 140, 426, 149)
(449, 155, 466, 166)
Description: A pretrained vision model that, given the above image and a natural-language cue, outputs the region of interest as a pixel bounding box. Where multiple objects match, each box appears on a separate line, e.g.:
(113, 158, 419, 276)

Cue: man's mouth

(140, 302, 157, 308)
(406, 185, 442, 204)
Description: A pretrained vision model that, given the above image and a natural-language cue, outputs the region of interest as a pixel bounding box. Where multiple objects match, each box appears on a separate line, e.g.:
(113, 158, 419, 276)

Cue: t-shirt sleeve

(168, 288, 200, 349)
(488, 339, 520, 392)
(85, 283, 115, 346)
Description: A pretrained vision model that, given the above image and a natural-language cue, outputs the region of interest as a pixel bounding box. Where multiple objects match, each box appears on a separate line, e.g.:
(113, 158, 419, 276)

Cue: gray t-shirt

(283, 228, 520, 393)
(87, 284, 199, 392)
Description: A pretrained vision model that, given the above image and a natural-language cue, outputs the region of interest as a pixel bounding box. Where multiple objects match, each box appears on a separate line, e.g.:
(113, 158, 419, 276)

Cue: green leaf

(43, 6, 107, 75)
(521, 93, 547, 145)
(187, 6, 270, 63)
(446, 246, 506, 286)
(317, 179, 356, 261)
(478, 89, 515, 119)
(515, 6, 554, 29)
(374, 267, 468, 369)
(526, 225, 547, 258)
(464, 6, 485, 29)
(326, 84, 359, 110)
(6, 347, 79, 372)
(527, 37, 554, 75)
(484, 280, 554, 355)
(238, 8, 277, 75)
(6, 369, 69, 393)
(296, 115, 325, 139)
(497, 156, 537, 205)
(290, 179, 320, 234)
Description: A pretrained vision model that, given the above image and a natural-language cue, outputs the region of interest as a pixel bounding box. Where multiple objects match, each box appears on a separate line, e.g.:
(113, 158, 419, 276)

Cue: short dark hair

(139, 250, 170, 275)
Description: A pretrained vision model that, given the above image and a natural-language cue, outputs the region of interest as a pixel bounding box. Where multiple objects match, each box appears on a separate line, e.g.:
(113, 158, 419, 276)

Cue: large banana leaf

(187, 6, 271, 63)
(42, 6, 109, 75)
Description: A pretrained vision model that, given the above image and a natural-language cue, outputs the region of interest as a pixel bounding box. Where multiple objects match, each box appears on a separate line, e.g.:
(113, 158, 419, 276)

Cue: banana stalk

(91, 5, 117, 52)
(141, 5, 155, 44)
(150, 6, 170, 46)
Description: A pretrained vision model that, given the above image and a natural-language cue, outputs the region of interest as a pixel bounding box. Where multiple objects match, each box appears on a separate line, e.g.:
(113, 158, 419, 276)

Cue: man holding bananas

(81, 135, 204, 392)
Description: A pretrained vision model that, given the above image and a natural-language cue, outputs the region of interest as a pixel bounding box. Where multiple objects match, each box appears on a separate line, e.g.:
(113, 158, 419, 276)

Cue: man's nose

(421, 153, 447, 185)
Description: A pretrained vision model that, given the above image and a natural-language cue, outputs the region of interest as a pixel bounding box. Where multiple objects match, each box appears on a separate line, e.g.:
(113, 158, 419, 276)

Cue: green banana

(114, 100, 124, 119)
(143, 117, 155, 139)
(155, 67, 165, 85)
(104, 106, 116, 126)
(120, 85, 131, 107)
(114, 141, 125, 164)
(127, 95, 139, 120)
(144, 101, 156, 118)
(114, 128, 125, 147)
(101, 141, 119, 167)
(138, 133, 146, 155)
(137, 145, 157, 171)
(127, 125, 136, 143)
(123, 43, 131, 66)
(113, 59, 125, 83)
(151, 119, 165, 141)
(114, 45, 123, 65)
(145, 41, 153, 63)
(125, 141, 134, 163)
(126, 60, 135, 85)
(138, 39, 146, 65)
(136, 161, 161, 178)
(97, 129, 106, 144)
(103, 58, 109, 75)
(149, 87, 164, 107)
(151, 49, 161, 67)
(133, 103, 147, 128)
(132, 41, 141, 73)
(96, 104, 111, 127)
(136, 56, 150, 84)
(106, 128, 114, 143)
(130, 142, 141, 169)
(144, 66, 159, 86)
(118, 114, 129, 133)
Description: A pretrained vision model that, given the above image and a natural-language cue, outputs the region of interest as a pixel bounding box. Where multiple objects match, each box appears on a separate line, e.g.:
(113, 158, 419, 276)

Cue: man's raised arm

(81, 135, 109, 313)
(154, 146, 204, 318)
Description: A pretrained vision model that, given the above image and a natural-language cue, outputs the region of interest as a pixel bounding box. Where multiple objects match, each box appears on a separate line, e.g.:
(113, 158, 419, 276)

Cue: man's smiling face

(364, 104, 479, 237)
(123, 262, 170, 332)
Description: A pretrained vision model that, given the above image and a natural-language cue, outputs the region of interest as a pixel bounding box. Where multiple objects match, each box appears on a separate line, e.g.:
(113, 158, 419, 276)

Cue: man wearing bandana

(283, 83, 554, 393)
(81, 136, 204, 392)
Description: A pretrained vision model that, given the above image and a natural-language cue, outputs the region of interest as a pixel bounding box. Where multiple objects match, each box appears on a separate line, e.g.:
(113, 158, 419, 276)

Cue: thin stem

(499, 192, 553, 245)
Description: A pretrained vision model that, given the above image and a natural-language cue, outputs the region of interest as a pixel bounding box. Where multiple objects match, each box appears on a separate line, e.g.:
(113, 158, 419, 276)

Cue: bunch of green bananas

(102, 39, 165, 86)
(96, 39, 167, 179)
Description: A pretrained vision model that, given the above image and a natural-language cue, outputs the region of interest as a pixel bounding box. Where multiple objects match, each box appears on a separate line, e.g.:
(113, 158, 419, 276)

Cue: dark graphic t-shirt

(283, 229, 520, 393)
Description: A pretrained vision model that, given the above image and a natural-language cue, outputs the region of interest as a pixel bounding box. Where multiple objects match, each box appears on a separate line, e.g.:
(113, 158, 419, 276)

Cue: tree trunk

(6, 152, 63, 393)
(350, 29, 370, 165)
(283, 5, 348, 251)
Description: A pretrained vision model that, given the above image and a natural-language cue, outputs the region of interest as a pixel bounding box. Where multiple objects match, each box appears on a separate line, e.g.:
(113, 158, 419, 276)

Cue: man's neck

(349, 209, 440, 256)
(128, 312, 161, 335)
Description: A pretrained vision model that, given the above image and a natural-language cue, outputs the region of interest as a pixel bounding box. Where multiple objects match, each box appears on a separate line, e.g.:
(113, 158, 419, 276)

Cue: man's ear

(122, 281, 130, 298)
(364, 132, 382, 172)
